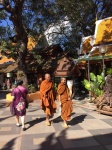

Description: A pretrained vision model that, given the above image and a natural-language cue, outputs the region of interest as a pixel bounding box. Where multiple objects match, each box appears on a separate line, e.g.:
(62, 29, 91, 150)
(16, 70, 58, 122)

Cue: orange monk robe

(40, 80, 57, 116)
(57, 83, 73, 121)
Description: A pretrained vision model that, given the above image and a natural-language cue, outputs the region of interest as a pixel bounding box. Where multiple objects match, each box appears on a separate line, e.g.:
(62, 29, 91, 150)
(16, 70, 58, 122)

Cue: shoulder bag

(17, 88, 29, 109)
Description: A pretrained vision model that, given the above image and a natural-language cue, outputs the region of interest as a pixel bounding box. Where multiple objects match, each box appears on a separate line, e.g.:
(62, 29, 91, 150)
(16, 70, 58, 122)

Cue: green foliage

(97, 75, 103, 83)
(90, 73, 96, 82)
(107, 68, 112, 75)
(0, 40, 20, 60)
(54, 83, 57, 91)
(82, 73, 104, 97)
(0, 0, 112, 53)
(82, 79, 90, 91)
(28, 84, 37, 93)
(0, 0, 112, 86)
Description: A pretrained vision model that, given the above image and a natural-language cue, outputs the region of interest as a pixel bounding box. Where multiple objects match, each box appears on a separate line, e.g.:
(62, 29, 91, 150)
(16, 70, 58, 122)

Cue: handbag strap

(17, 88, 26, 100)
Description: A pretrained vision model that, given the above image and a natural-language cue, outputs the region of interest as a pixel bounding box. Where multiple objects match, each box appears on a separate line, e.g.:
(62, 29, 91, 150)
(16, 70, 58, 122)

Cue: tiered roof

(80, 17, 112, 60)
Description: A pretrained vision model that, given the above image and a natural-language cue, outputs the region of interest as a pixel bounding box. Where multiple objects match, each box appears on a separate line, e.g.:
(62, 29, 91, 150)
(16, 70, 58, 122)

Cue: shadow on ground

(38, 129, 112, 150)
(2, 137, 17, 150)
(53, 113, 86, 127)
(2, 129, 112, 150)
(0, 116, 13, 122)
(26, 117, 46, 130)
(68, 114, 87, 126)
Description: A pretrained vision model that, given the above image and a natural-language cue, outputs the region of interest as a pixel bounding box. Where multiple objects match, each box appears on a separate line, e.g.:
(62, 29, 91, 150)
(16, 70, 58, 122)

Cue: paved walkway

(73, 98, 96, 111)
(0, 94, 112, 150)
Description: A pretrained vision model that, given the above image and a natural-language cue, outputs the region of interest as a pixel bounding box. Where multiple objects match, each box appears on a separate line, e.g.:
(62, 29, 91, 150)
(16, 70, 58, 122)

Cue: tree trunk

(8, 1, 28, 87)
(17, 40, 28, 87)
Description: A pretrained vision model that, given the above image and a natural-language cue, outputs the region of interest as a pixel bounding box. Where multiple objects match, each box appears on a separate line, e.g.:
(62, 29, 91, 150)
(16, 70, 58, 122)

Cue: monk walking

(57, 77, 73, 128)
(40, 73, 57, 126)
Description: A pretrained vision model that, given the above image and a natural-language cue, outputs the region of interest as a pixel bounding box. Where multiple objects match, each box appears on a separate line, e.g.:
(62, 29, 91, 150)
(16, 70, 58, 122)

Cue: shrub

(82, 72, 104, 97)
(28, 84, 37, 93)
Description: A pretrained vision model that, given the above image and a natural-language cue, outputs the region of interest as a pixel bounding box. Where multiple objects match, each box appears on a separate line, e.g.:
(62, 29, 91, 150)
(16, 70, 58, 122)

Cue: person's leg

(45, 107, 51, 126)
(46, 114, 49, 122)
(63, 120, 68, 128)
(61, 104, 68, 128)
(21, 115, 26, 129)
(15, 116, 20, 126)
(46, 114, 51, 126)
(61, 116, 68, 128)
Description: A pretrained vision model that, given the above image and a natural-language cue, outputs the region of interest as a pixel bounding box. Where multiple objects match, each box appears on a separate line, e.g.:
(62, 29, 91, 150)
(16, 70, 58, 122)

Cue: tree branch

(2, 0, 13, 13)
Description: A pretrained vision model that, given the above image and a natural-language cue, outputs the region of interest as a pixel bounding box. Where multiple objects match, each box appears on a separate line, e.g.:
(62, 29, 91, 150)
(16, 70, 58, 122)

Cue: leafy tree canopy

(0, 0, 112, 85)
(0, 0, 112, 54)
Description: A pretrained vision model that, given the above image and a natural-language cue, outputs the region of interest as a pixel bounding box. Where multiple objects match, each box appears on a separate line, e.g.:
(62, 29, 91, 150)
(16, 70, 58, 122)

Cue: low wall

(6, 91, 40, 106)
(27, 91, 40, 102)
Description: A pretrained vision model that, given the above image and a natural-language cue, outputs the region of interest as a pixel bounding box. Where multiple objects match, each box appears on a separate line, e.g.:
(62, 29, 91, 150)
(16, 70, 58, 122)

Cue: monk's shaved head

(45, 73, 51, 81)
(61, 77, 66, 81)
(61, 77, 66, 84)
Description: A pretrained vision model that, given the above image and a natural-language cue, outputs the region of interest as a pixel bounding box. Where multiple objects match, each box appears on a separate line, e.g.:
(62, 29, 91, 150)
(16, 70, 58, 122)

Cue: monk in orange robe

(57, 77, 73, 128)
(40, 73, 57, 126)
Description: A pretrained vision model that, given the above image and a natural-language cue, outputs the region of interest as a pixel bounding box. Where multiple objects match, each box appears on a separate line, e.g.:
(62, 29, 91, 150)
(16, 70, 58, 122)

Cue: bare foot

(46, 120, 51, 126)
(61, 123, 69, 128)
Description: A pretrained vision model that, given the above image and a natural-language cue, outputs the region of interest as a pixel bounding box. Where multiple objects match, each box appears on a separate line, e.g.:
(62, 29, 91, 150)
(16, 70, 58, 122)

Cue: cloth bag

(17, 88, 29, 109)
(16, 100, 26, 112)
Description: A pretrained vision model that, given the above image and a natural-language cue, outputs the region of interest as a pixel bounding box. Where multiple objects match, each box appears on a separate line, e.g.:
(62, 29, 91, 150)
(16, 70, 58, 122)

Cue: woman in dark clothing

(11, 80, 28, 131)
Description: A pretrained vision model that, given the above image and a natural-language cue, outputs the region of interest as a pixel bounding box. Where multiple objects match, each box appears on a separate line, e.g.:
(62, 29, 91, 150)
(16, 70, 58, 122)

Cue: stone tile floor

(0, 96, 112, 150)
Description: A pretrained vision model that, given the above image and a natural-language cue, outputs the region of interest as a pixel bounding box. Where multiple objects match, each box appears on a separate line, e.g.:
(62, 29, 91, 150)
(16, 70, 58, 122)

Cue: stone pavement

(73, 98, 96, 111)
(0, 96, 112, 150)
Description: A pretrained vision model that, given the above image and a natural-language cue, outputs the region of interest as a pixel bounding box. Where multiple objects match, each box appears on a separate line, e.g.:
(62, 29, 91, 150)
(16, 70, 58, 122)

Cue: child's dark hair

(16, 80, 23, 86)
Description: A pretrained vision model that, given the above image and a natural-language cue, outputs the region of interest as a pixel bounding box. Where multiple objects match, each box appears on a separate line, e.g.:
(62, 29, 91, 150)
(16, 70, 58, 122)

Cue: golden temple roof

(81, 17, 112, 57)
(82, 36, 92, 54)
(94, 17, 112, 45)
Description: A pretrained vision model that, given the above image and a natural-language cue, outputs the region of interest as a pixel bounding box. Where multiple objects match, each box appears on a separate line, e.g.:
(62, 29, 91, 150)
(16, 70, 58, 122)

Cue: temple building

(75, 17, 112, 78)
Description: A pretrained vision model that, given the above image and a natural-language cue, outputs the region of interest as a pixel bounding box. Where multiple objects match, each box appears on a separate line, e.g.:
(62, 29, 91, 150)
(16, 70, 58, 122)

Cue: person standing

(40, 73, 57, 126)
(11, 80, 28, 131)
(37, 77, 42, 90)
(7, 79, 11, 90)
(57, 77, 73, 128)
